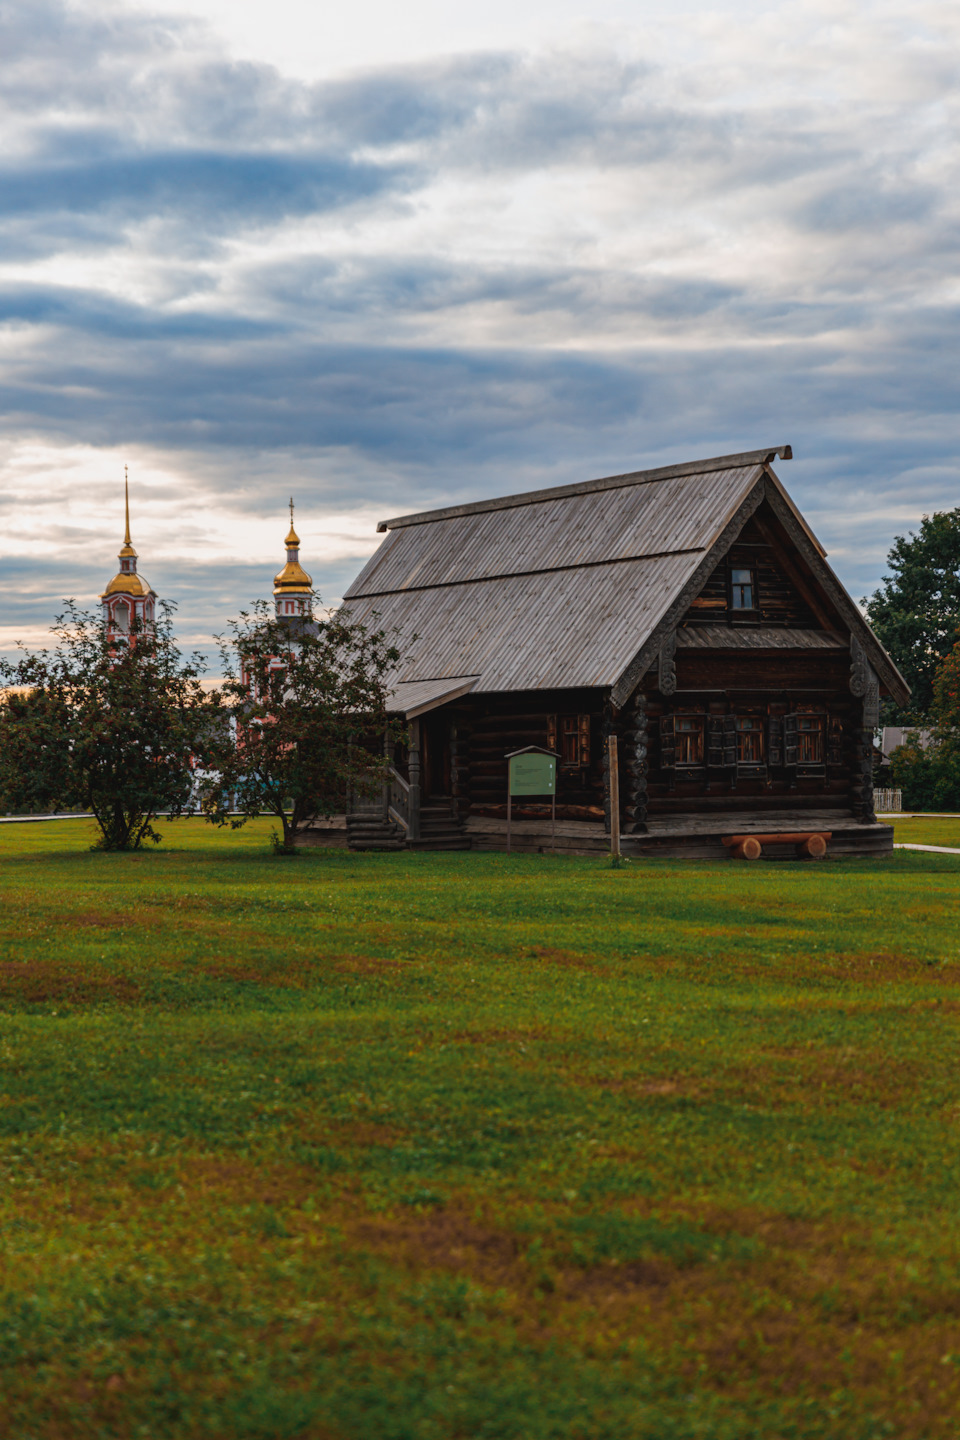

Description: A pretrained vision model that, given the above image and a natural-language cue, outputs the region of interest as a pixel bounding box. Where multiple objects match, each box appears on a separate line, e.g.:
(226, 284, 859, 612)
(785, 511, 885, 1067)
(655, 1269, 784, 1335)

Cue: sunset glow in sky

(2, 0, 957, 660)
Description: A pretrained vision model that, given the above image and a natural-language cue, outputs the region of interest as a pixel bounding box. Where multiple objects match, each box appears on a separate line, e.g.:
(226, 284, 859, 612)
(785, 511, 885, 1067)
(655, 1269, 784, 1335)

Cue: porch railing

(388, 766, 411, 834)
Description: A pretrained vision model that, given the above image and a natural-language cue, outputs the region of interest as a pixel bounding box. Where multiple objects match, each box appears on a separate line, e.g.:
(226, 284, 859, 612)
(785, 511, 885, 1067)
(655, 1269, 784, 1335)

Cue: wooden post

(608, 734, 620, 861)
(408, 717, 421, 844)
(551, 789, 555, 854)
(507, 759, 512, 854)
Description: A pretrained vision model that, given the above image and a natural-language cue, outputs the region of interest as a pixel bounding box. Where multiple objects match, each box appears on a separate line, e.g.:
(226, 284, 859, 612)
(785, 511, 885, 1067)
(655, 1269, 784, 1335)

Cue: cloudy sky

(1, 0, 957, 664)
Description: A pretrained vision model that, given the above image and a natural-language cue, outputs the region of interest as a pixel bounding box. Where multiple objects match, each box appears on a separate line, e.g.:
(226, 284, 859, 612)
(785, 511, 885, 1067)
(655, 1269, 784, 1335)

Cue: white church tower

(100, 468, 157, 642)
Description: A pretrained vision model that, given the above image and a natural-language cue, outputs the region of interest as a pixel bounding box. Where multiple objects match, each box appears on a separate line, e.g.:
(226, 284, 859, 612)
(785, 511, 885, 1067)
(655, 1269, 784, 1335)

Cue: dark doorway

(421, 713, 452, 798)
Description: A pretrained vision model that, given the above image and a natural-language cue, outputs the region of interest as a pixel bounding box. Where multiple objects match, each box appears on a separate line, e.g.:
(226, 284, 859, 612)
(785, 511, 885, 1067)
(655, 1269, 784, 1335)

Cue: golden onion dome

(101, 571, 154, 598)
(273, 559, 312, 594)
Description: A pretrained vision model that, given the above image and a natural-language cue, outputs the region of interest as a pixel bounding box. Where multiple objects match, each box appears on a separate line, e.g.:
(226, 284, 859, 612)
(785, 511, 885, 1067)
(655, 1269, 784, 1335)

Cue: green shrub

(889, 736, 960, 811)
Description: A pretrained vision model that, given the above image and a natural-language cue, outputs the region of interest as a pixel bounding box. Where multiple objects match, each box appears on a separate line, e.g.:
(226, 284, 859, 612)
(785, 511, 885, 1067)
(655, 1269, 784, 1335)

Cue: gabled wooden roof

(343, 447, 909, 705)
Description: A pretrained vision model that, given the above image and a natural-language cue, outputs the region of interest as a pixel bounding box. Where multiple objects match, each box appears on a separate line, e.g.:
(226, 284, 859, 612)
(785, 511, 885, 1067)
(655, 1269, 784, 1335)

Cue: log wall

(448, 689, 607, 821)
(432, 645, 874, 829)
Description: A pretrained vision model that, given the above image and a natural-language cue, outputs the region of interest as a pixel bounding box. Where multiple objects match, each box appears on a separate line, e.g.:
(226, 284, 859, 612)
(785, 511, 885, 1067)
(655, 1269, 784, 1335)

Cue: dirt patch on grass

(333, 955, 406, 977)
(563, 1256, 675, 1295)
(0, 960, 141, 1006)
(717, 1048, 922, 1111)
(200, 958, 309, 988)
(197, 952, 406, 987)
(526, 946, 608, 975)
(820, 951, 958, 984)
(180, 1155, 319, 1205)
(579, 1042, 922, 1112)
(354, 1208, 524, 1287)
(68, 910, 133, 930)
(752, 950, 960, 986)
(293, 1115, 405, 1149)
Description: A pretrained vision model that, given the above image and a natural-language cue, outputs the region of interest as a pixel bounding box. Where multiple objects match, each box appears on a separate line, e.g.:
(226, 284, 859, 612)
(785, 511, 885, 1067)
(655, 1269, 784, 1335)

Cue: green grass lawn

(889, 815, 960, 848)
(2, 819, 960, 1439)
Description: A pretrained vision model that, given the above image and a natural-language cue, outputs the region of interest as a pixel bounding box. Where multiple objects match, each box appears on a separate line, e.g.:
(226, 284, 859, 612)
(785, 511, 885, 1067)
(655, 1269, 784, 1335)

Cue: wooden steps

(345, 814, 406, 851)
(405, 803, 472, 851)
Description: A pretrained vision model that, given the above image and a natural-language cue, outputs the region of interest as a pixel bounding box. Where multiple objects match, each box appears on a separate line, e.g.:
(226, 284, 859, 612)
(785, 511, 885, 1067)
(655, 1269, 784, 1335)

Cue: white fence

(874, 789, 902, 813)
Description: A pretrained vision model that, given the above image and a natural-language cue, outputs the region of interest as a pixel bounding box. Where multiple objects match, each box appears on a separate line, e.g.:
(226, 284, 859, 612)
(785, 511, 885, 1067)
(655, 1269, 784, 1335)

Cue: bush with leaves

(888, 737, 960, 812)
(0, 602, 221, 849)
(887, 634, 960, 811)
(207, 600, 405, 851)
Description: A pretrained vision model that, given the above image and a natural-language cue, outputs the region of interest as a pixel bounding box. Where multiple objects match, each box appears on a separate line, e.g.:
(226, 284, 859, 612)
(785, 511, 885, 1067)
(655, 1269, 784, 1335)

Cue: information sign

(509, 752, 556, 796)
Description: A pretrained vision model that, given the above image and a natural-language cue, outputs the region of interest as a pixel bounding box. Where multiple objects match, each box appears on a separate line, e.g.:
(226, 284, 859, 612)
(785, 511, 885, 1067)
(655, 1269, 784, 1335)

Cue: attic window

(731, 567, 756, 610)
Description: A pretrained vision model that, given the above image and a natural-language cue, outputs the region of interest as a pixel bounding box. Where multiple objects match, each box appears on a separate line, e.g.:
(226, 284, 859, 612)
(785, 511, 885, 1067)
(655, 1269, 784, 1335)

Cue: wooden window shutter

(827, 718, 843, 766)
(659, 714, 676, 769)
(722, 713, 737, 768)
(767, 714, 783, 767)
(707, 715, 725, 768)
(578, 715, 590, 768)
(547, 715, 557, 752)
(783, 713, 799, 767)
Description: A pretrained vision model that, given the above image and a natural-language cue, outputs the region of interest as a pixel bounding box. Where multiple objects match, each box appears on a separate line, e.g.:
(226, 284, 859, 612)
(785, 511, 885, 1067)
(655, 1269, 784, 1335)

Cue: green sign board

(509, 752, 556, 796)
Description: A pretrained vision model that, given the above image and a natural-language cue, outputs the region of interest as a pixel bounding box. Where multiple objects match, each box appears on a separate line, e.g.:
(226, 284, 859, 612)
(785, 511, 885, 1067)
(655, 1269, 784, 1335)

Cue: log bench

(721, 832, 832, 860)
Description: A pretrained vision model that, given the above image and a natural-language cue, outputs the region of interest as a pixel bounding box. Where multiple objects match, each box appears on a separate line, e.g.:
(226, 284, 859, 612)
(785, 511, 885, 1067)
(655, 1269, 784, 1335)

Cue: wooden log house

(313, 446, 907, 858)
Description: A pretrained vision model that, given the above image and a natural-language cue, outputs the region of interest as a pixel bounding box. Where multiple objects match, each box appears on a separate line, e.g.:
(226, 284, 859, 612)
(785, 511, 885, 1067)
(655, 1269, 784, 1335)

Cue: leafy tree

(0, 602, 220, 849)
(932, 635, 960, 730)
(865, 509, 960, 717)
(208, 600, 404, 852)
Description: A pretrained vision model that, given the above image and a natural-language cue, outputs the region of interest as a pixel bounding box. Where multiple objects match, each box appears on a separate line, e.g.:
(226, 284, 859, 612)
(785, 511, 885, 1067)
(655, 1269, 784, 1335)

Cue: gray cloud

(1, 0, 959, 663)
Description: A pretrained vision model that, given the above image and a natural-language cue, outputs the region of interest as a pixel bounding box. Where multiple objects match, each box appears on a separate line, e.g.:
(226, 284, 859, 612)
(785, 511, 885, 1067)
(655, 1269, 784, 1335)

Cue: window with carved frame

(797, 714, 824, 764)
(675, 714, 705, 766)
(546, 714, 590, 768)
(736, 715, 764, 764)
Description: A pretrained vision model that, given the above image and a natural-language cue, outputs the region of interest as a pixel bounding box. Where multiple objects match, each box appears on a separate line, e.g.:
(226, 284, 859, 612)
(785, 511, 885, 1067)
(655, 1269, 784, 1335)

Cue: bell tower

(273, 498, 313, 621)
(100, 467, 158, 642)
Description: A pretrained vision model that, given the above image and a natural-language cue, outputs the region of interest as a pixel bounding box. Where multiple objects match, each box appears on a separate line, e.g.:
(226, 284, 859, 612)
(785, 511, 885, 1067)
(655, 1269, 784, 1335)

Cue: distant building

(100, 470, 157, 642)
(881, 726, 932, 759)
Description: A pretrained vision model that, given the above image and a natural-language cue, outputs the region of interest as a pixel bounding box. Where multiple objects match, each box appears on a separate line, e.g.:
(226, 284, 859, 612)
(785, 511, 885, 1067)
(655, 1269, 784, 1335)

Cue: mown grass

(890, 815, 960, 848)
(1, 818, 959, 1439)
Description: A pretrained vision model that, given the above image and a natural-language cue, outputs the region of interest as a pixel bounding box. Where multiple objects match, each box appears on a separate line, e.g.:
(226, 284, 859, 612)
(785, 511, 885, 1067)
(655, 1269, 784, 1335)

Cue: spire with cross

(275, 495, 312, 620)
(100, 465, 158, 642)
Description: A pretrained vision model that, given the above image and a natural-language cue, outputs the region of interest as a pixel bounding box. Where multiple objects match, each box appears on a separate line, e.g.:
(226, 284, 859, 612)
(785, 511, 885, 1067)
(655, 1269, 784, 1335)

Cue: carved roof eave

(610, 469, 910, 710)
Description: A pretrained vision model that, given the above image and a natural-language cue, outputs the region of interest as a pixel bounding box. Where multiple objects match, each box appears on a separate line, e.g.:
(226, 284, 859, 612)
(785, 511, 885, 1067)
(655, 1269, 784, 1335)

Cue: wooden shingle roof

(342, 447, 909, 705)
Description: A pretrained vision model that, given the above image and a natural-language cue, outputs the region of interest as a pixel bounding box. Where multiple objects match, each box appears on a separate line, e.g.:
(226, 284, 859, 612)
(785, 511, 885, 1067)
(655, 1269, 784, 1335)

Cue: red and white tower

(100, 468, 157, 642)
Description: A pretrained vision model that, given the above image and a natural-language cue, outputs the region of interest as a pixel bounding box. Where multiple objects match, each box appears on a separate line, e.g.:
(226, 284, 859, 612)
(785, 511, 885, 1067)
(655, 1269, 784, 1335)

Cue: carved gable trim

(659, 630, 677, 696)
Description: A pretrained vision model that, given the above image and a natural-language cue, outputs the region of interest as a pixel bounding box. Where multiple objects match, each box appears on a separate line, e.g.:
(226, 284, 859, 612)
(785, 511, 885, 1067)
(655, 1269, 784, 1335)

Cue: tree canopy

(0, 602, 220, 849)
(865, 508, 960, 718)
(208, 600, 404, 851)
